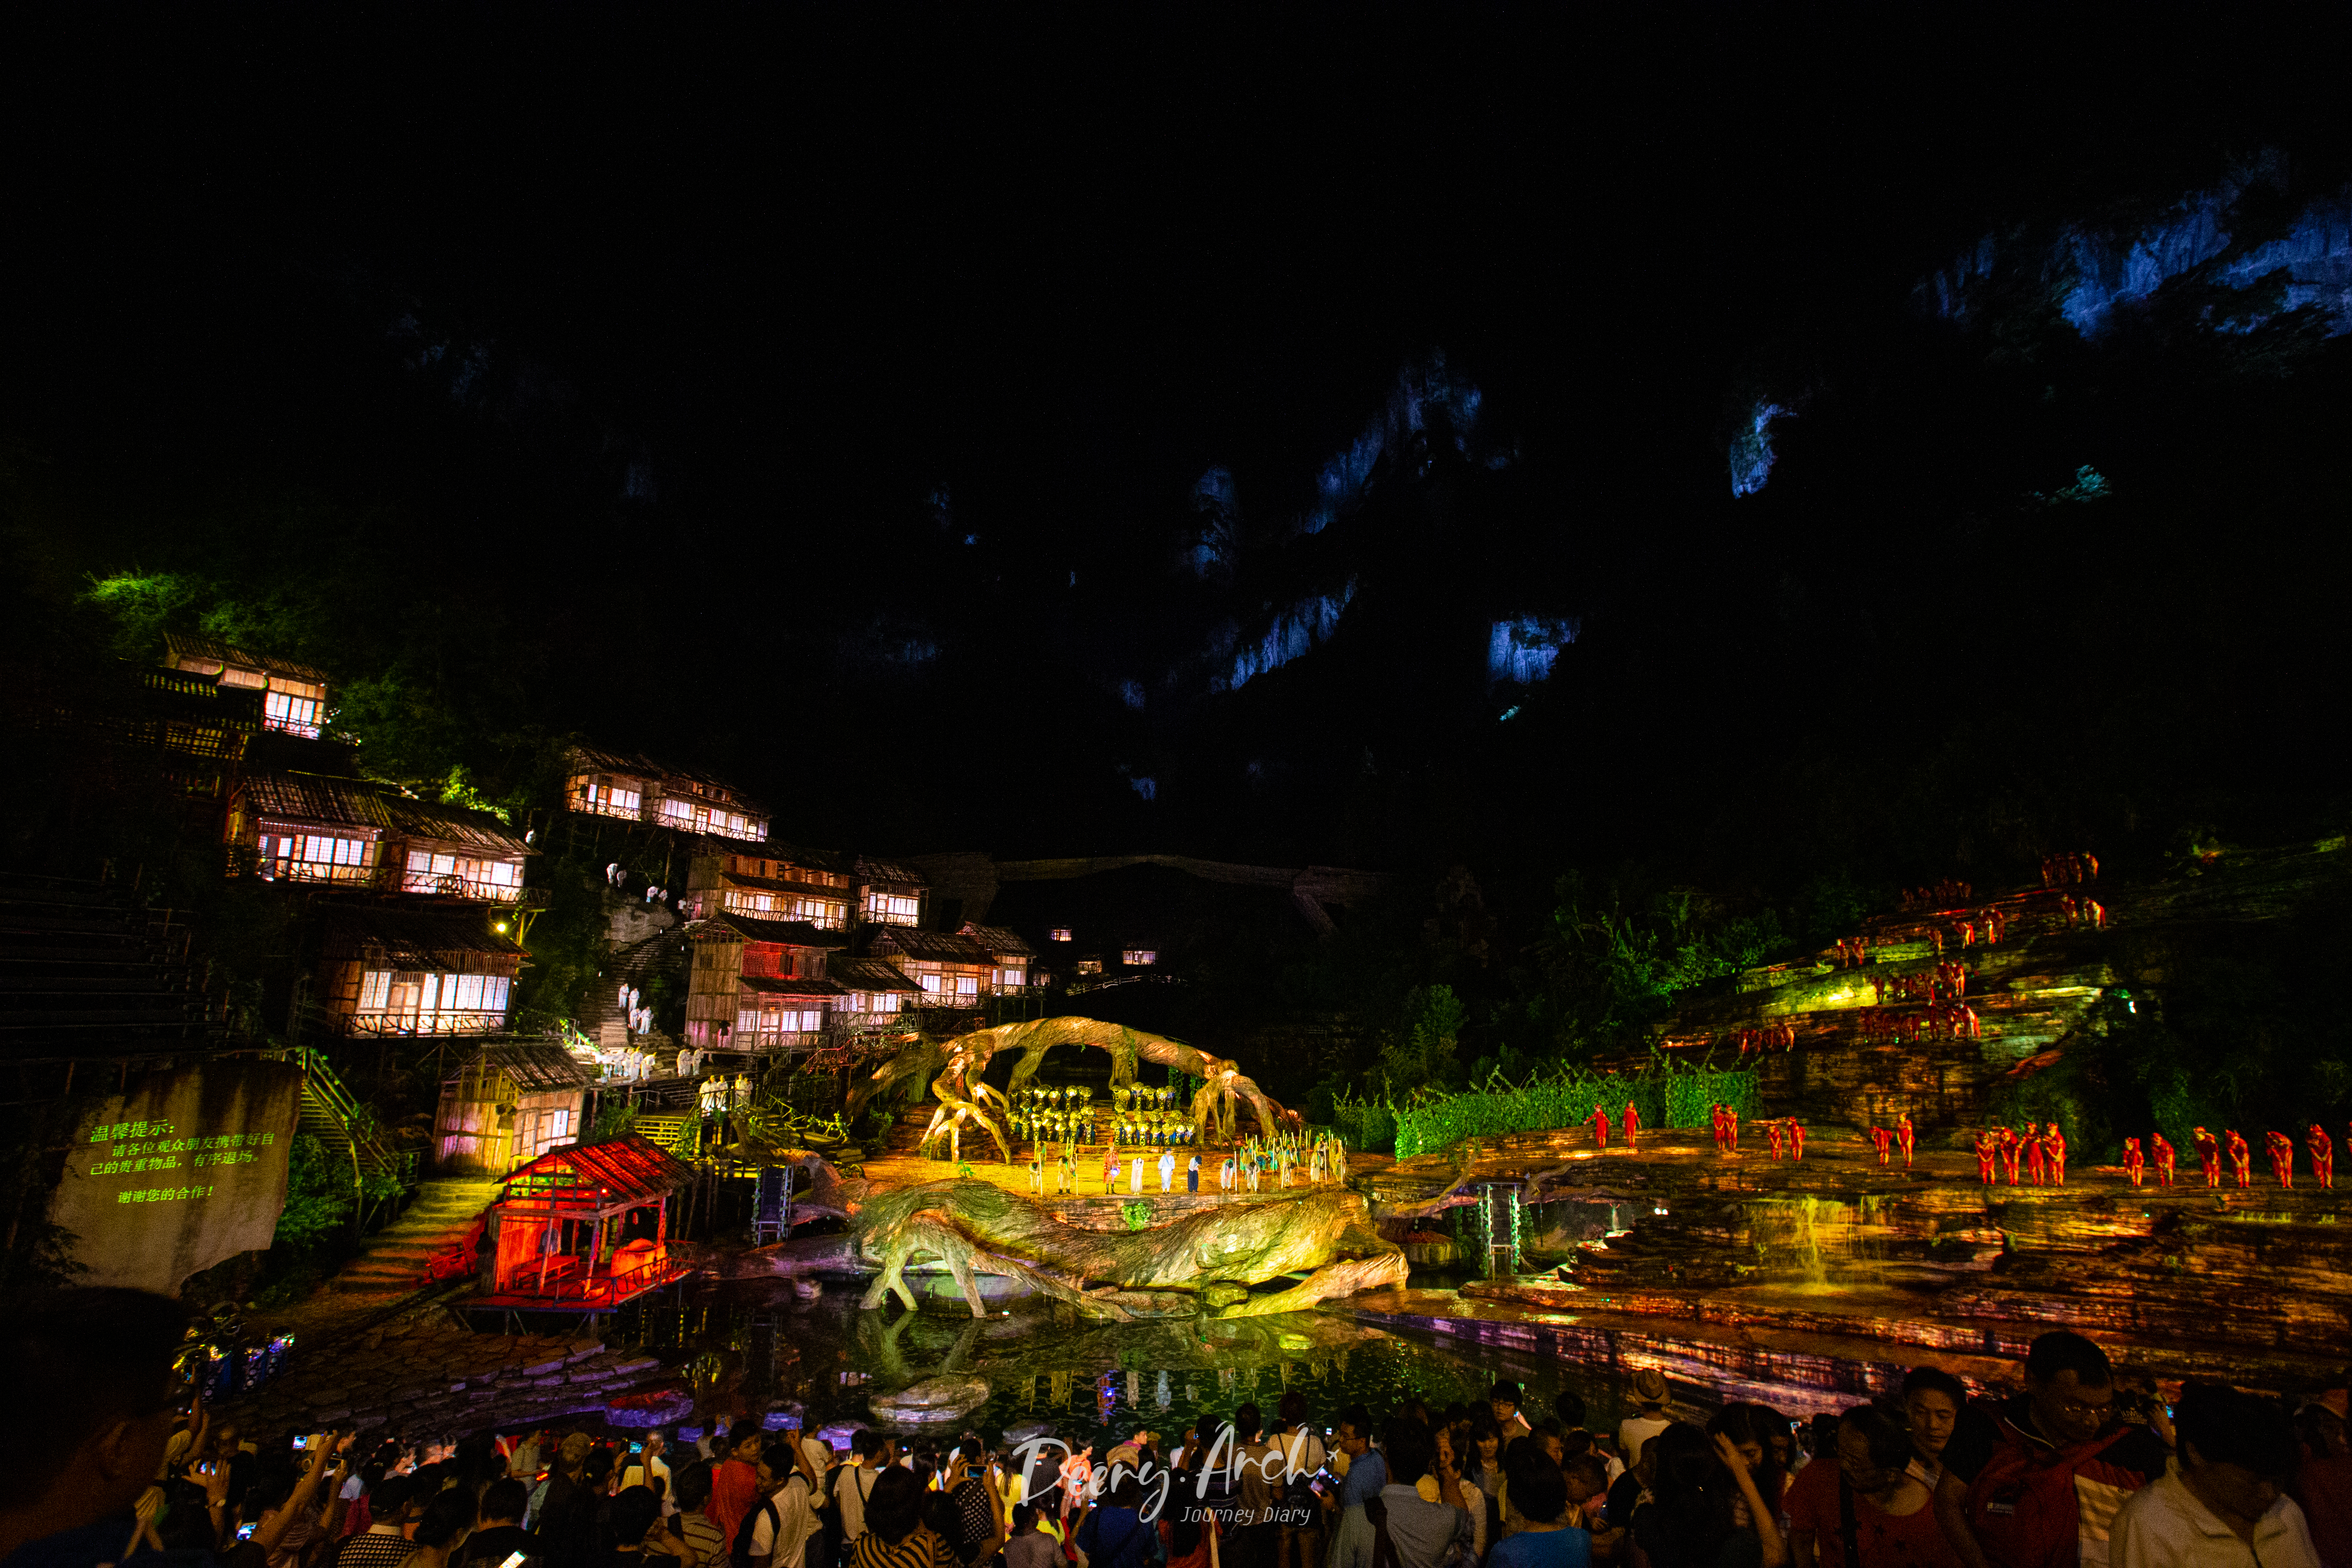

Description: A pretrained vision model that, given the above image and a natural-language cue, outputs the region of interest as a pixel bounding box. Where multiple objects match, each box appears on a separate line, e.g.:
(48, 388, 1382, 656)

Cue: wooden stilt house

(864, 928, 994, 1011)
(563, 745, 769, 842)
(960, 922, 1037, 996)
(162, 631, 331, 738)
(854, 856, 928, 930)
(317, 907, 527, 1037)
(684, 842, 851, 928)
(683, 912, 848, 1053)
(434, 1042, 592, 1175)
(225, 773, 531, 901)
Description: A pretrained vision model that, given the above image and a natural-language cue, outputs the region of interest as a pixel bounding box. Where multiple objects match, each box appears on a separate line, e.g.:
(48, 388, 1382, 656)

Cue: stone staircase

(328, 1177, 502, 1294)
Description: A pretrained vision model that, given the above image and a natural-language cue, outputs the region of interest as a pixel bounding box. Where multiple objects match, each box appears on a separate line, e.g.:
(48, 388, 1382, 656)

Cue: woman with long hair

(1706, 1408, 1790, 1522)
(1629, 1423, 1786, 1568)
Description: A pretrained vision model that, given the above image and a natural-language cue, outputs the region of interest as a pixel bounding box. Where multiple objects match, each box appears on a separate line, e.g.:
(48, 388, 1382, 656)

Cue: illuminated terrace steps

(329, 1178, 501, 1293)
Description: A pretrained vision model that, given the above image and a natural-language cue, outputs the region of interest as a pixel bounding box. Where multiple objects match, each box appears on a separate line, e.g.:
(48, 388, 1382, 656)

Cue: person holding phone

(459, 1479, 540, 1568)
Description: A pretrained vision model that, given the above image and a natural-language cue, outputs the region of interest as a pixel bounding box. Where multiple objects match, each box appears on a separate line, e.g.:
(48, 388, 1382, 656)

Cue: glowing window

(866, 892, 920, 925)
(1049, 928, 1072, 942)
(359, 971, 391, 1010)
(955, 975, 980, 996)
(550, 1109, 570, 1139)
(1075, 959, 1102, 976)
(1123, 949, 1158, 967)
(263, 689, 321, 736)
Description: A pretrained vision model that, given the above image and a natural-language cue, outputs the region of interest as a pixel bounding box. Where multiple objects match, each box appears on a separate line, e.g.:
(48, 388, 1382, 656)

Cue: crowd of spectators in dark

(3, 1291, 2347, 1568)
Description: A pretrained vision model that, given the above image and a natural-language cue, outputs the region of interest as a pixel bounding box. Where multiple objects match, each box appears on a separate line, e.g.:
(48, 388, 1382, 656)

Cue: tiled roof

(163, 631, 331, 684)
(241, 772, 527, 854)
(828, 956, 925, 994)
(500, 1133, 694, 1210)
(868, 928, 990, 964)
(692, 913, 851, 950)
(960, 922, 1036, 959)
(854, 855, 929, 887)
(470, 1042, 593, 1090)
(738, 974, 847, 998)
(319, 905, 527, 965)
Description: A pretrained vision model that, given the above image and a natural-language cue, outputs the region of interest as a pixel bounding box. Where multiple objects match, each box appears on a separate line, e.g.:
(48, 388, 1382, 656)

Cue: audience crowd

(3, 1290, 2347, 1568)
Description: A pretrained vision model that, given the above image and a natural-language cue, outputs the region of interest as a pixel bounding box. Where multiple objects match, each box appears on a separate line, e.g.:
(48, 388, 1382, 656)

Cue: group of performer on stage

(1971, 1121, 2066, 1184)
(2113, 1124, 2343, 1190)
(1706, 1104, 1807, 1159)
(1017, 1126, 1350, 1197)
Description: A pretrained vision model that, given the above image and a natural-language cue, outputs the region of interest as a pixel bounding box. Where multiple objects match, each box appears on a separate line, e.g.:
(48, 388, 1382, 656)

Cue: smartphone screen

(630, 1441, 645, 1454)
(237, 1523, 259, 1541)
(499, 1553, 527, 1568)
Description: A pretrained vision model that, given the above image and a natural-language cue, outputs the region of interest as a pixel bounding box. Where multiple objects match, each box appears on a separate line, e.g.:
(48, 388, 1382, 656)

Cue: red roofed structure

(473, 1133, 696, 1312)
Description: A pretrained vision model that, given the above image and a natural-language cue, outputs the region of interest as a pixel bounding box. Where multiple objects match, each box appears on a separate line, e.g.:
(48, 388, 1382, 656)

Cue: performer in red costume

(2193, 1127, 2222, 1188)
(1623, 1100, 1640, 1151)
(1590, 1104, 1610, 1150)
(1897, 1111, 1916, 1168)
(2152, 1132, 2175, 1186)
(2310, 1124, 2336, 1190)
(1869, 1126, 1893, 1167)
(2266, 1130, 2295, 1188)
(2227, 1129, 2253, 1188)
(1725, 1109, 1741, 1154)
(1710, 1103, 1726, 1152)
(1974, 1130, 1999, 1184)
(1788, 1119, 1806, 1160)
(2123, 1136, 2144, 1187)
(2024, 1124, 2047, 1185)
(1767, 1120, 1785, 1161)
(2045, 1123, 2067, 1185)
(1998, 1126, 2022, 1184)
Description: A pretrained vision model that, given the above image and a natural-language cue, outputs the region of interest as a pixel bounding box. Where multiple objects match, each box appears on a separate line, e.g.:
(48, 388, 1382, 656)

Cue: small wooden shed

(434, 1043, 592, 1176)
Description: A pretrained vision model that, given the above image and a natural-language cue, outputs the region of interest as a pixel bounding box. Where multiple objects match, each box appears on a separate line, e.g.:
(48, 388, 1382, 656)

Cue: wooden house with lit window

(959, 923, 1037, 995)
(683, 912, 848, 1053)
(685, 844, 852, 928)
(162, 631, 331, 738)
(318, 907, 526, 1037)
(434, 1043, 592, 1176)
(854, 856, 928, 929)
(225, 773, 532, 902)
(564, 745, 770, 842)
(864, 928, 995, 1010)
(827, 956, 925, 1027)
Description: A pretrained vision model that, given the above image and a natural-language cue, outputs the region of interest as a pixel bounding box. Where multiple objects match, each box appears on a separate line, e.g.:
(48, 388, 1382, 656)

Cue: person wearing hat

(1618, 1372, 1672, 1463)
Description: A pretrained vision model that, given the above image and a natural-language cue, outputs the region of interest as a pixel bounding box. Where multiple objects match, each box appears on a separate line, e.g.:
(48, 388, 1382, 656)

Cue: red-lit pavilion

(472, 1134, 696, 1312)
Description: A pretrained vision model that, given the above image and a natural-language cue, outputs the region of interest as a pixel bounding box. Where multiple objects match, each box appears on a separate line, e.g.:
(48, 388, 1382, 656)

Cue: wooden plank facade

(684, 844, 851, 928)
(225, 772, 532, 902)
(318, 907, 527, 1037)
(163, 631, 331, 738)
(683, 912, 849, 1052)
(564, 745, 769, 842)
(434, 1044, 592, 1176)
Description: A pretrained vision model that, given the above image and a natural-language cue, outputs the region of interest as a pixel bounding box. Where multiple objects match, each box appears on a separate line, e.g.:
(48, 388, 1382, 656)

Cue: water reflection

(622, 1283, 1642, 1449)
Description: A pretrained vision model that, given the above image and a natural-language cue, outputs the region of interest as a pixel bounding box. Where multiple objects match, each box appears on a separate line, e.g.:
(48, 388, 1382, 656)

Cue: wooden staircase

(328, 1177, 502, 1293)
(276, 1046, 415, 1220)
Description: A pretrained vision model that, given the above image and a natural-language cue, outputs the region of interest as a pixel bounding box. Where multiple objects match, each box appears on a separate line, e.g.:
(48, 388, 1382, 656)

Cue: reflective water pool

(623, 1282, 1652, 1451)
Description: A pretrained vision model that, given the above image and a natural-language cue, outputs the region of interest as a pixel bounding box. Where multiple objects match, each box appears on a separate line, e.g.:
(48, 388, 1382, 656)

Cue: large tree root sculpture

(852, 1178, 1405, 1320)
(846, 1017, 1299, 1161)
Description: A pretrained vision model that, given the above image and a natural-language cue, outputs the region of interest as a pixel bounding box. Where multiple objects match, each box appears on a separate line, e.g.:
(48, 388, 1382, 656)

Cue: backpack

(732, 1497, 782, 1568)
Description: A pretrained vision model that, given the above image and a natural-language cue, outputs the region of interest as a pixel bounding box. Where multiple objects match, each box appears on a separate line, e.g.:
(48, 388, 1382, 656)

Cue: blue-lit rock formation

(1301, 353, 1508, 536)
(1918, 157, 2352, 341)
(1487, 616, 1580, 685)
(1216, 576, 1358, 692)
(1728, 400, 1792, 497)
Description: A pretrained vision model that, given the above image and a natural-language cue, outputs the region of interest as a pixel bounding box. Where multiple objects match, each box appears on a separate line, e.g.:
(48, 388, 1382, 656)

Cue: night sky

(10, 12, 2352, 889)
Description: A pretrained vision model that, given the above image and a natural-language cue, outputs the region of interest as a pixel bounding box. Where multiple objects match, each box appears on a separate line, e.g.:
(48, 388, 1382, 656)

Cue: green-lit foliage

(272, 1133, 355, 1250)
(1328, 1058, 1757, 1158)
(588, 1098, 639, 1143)
(1527, 873, 1790, 1056)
